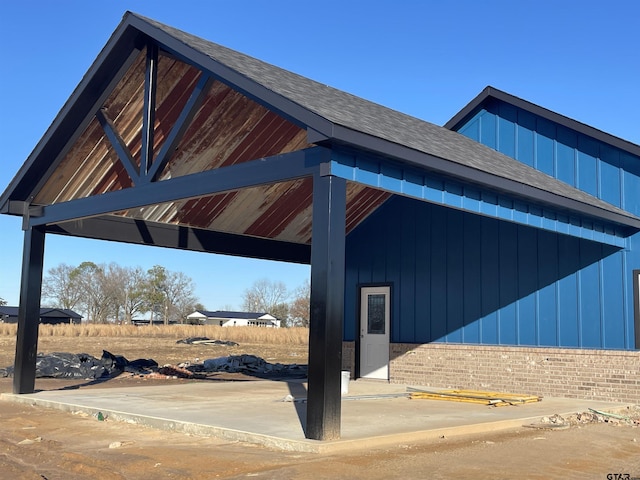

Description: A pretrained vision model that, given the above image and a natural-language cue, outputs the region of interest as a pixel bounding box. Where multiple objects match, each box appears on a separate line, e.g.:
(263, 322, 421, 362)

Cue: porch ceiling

(21, 47, 390, 249)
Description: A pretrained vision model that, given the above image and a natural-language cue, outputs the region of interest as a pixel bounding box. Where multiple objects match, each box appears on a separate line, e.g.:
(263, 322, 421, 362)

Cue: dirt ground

(1, 335, 639, 479)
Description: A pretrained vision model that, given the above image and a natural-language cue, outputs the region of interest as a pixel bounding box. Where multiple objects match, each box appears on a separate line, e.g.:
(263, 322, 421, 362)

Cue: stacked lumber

(408, 388, 542, 406)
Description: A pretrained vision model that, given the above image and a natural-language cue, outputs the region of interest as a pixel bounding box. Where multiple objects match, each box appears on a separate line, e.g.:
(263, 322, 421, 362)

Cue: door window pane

(367, 294, 386, 334)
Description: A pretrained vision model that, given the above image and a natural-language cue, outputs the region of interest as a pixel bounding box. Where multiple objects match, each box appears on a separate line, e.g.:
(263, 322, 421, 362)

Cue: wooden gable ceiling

(32, 47, 390, 246)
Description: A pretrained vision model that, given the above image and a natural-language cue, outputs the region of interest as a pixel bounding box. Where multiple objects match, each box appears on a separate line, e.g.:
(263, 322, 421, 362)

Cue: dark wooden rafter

(147, 72, 215, 182)
(96, 40, 217, 187)
(140, 41, 158, 179)
(96, 108, 140, 184)
(27, 147, 329, 227)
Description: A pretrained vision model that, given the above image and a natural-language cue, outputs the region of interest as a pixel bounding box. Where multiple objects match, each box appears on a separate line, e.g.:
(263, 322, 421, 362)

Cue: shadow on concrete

(286, 379, 308, 433)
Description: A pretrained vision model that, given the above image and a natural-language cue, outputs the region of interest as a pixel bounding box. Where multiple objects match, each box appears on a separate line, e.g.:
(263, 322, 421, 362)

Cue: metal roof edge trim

(444, 86, 640, 158)
(327, 125, 640, 231)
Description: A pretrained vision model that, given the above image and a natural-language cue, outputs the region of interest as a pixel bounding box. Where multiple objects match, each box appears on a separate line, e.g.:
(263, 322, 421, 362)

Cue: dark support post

(13, 226, 46, 394)
(306, 174, 346, 440)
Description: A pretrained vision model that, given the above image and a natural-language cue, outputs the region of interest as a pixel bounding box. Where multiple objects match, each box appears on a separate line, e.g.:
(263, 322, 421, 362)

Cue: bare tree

(42, 263, 83, 310)
(0, 297, 6, 306)
(242, 278, 289, 323)
(101, 263, 148, 324)
(73, 262, 112, 323)
(289, 278, 310, 327)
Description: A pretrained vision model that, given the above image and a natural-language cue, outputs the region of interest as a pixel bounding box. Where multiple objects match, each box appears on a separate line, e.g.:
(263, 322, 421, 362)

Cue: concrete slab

(0, 379, 628, 453)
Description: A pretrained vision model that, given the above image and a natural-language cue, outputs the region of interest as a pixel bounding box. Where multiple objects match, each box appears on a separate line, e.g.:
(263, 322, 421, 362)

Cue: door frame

(634, 270, 640, 349)
(356, 283, 393, 380)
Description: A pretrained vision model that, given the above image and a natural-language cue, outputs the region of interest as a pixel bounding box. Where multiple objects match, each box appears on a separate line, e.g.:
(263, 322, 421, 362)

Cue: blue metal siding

(451, 100, 640, 350)
(415, 213, 431, 341)
(462, 214, 482, 343)
(537, 230, 559, 346)
(498, 221, 518, 344)
(516, 110, 535, 167)
(536, 118, 555, 176)
(600, 145, 621, 207)
(399, 205, 415, 342)
(577, 136, 598, 197)
(498, 103, 517, 158)
(622, 152, 640, 216)
(345, 195, 631, 349)
(446, 211, 464, 342)
(556, 127, 577, 186)
(480, 218, 500, 343)
(602, 252, 625, 348)
(517, 224, 537, 345)
(429, 206, 448, 341)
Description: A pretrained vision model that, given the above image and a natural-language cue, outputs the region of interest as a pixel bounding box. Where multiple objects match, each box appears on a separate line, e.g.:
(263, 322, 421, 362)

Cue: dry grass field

(0, 323, 309, 370)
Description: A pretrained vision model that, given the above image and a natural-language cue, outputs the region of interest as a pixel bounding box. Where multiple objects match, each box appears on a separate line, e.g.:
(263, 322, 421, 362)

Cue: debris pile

(0, 351, 306, 381)
(526, 407, 640, 429)
(190, 354, 307, 379)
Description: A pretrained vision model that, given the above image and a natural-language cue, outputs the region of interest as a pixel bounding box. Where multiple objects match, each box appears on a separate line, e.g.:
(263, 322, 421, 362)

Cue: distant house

(186, 310, 280, 328)
(0, 306, 82, 325)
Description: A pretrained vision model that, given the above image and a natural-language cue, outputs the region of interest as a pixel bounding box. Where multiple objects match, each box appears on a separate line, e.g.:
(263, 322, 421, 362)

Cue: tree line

(241, 278, 310, 328)
(42, 262, 201, 324)
(37, 262, 310, 327)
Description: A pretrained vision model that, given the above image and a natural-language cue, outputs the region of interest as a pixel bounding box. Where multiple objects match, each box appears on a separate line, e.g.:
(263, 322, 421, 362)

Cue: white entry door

(360, 286, 390, 380)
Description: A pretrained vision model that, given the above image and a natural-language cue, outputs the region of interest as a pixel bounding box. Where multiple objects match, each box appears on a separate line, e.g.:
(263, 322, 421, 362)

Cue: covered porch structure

(2, 12, 638, 441)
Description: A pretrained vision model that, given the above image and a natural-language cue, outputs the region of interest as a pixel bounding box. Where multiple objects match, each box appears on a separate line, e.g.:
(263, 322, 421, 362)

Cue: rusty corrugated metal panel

(345, 185, 391, 232)
(34, 48, 309, 205)
(117, 180, 388, 245)
(244, 178, 313, 238)
(32, 45, 388, 247)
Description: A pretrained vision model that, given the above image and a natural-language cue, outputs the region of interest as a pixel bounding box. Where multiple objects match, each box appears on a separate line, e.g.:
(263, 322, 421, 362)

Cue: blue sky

(1, 1, 638, 309)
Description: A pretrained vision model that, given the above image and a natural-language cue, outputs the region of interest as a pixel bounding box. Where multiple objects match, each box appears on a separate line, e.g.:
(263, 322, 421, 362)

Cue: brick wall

(343, 342, 640, 403)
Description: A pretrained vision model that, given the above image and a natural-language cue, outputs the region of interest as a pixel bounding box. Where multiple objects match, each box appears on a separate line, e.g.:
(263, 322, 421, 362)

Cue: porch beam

(46, 216, 311, 264)
(13, 226, 46, 394)
(29, 147, 329, 227)
(306, 173, 347, 440)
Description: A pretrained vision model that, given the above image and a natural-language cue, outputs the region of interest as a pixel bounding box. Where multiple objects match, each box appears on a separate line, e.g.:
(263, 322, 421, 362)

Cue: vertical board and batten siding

(453, 99, 640, 349)
(345, 196, 628, 348)
(343, 99, 638, 351)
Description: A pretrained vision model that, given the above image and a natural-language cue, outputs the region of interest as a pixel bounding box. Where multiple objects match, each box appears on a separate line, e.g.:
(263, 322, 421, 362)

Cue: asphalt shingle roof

(136, 13, 639, 227)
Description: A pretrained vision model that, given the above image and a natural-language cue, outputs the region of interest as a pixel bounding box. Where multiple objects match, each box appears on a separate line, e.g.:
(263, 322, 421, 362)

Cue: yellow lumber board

(407, 388, 542, 405)
(409, 393, 492, 404)
(449, 390, 540, 400)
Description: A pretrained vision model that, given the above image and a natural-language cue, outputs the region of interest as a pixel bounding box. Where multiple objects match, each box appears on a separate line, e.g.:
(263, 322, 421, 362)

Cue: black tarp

(0, 350, 158, 379)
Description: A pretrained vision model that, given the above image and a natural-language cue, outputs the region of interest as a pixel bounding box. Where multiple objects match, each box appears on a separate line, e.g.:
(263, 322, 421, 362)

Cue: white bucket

(341, 370, 350, 395)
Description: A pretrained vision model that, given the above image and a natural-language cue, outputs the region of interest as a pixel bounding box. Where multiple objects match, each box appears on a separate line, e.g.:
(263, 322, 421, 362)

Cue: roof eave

(322, 124, 640, 231)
